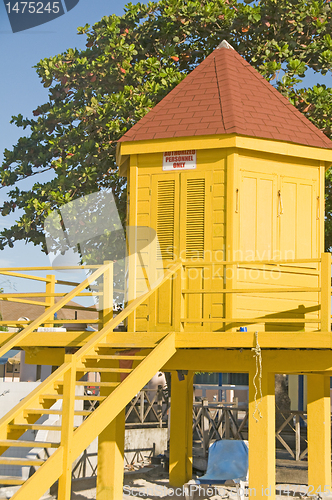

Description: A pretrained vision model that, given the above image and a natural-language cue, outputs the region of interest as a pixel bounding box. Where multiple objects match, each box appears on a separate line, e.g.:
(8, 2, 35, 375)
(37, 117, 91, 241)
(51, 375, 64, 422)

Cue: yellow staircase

(0, 262, 180, 499)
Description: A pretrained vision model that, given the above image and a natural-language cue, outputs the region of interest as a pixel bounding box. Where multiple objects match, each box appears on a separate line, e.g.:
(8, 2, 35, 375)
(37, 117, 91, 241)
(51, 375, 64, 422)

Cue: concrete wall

(20, 351, 52, 382)
(0, 382, 40, 479)
(76, 427, 168, 479)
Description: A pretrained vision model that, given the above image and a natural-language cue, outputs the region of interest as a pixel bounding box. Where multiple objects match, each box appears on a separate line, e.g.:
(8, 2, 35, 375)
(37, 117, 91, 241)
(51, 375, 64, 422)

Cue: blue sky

(0, 0, 135, 298)
(0, 1, 331, 296)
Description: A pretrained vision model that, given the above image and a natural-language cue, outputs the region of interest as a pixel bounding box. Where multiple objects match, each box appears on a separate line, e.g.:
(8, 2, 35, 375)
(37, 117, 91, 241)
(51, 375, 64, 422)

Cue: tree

(1, 0, 332, 256)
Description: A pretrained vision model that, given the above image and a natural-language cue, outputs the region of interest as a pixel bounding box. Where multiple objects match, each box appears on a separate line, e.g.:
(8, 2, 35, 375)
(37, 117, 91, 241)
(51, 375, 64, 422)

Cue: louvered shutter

(157, 179, 175, 260)
(186, 178, 205, 259)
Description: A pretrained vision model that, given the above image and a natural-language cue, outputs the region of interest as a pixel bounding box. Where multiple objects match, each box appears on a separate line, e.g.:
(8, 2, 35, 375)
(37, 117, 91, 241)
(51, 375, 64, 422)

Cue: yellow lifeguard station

(0, 41, 332, 499)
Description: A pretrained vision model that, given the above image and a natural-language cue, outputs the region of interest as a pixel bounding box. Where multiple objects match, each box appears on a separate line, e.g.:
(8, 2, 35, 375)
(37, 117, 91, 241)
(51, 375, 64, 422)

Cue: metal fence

(82, 385, 316, 463)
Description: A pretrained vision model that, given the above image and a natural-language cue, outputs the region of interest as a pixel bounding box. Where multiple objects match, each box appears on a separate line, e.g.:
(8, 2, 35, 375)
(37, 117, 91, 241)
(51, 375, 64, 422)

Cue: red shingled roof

(119, 45, 332, 149)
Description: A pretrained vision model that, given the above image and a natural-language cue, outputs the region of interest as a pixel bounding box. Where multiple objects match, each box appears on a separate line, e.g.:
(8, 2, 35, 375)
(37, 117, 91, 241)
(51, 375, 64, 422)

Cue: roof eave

(117, 133, 332, 175)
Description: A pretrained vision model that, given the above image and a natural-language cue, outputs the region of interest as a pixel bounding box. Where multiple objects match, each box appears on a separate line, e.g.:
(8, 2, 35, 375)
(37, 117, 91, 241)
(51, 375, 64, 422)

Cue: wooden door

(147, 170, 214, 332)
(279, 176, 317, 260)
(239, 170, 278, 261)
(180, 171, 212, 332)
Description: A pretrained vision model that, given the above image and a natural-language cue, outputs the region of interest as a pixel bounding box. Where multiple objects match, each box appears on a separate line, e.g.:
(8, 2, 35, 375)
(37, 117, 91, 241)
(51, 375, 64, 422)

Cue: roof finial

(217, 40, 234, 50)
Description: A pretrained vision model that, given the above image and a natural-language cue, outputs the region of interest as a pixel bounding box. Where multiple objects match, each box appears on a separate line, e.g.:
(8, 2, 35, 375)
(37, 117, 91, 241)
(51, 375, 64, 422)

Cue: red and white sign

(163, 150, 196, 171)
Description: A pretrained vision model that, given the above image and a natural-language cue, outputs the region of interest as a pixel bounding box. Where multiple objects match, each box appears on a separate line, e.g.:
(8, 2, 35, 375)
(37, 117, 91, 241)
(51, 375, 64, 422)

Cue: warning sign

(163, 150, 196, 171)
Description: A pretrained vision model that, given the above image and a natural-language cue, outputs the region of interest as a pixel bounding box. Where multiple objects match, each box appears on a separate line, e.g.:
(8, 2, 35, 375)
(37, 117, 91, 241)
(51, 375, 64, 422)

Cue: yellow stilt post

(321, 252, 331, 332)
(96, 408, 126, 500)
(45, 274, 56, 311)
(58, 354, 76, 500)
(307, 374, 331, 492)
(169, 370, 194, 487)
(96, 261, 126, 500)
(248, 369, 275, 500)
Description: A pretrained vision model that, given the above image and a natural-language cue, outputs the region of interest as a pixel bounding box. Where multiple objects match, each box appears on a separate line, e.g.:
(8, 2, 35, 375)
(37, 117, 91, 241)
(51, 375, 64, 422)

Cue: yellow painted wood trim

(73, 262, 181, 363)
(307, 374, 331, 490)
(3, 330, 332, 349)
(169, 371, 194, 486)
(162, 349, 332, 374)
(25, 348, 65, 366)
(118, 134, 332, 168)
(321, 253, 331, 331)
(58, 354, 76, 500)
(0, 362, 70, 436)
(9, 447, 64, 500)
(174, 332, 332, 348)
(0, 297, 48, 307)
(249, 371, 275, 499)
(71, 332, 176, 458)
(0, 263, 111, 358)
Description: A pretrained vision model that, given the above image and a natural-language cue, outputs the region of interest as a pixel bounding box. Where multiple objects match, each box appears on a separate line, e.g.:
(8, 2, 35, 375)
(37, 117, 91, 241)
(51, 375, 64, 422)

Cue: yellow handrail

(0, 262, 110, 358)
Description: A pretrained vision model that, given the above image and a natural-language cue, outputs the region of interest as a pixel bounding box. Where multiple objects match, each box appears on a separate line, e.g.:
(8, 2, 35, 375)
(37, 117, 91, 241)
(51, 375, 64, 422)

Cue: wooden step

(0, 457, 45, 466)
(40, 394, 106, 401)
(72, 395, 106, 401)
(0, 476, 25, 485)
(0, 440, 59, 449)
(8, 424, 77, 432)
(40, 394, 63, 400)
(56, 381, 119, 388)
(84, 355, 145, 360)
(25, 409, 92, 417)
(98, 342, 157, 348)
(79, 367, 132, 373)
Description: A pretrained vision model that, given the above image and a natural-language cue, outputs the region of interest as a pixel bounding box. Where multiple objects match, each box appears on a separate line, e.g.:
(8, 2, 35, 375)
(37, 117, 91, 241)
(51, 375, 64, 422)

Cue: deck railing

(171, 253, 331, 332)
(0, 253, 330, 335)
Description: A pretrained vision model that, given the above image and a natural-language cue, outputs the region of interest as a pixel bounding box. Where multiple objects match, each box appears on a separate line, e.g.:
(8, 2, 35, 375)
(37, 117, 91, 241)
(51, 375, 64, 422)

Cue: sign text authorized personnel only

(163, 150, 196, 171)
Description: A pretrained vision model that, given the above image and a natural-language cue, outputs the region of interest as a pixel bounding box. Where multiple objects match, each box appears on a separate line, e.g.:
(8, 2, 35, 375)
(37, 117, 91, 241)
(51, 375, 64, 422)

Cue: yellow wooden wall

(126, 145, 324, 333)
(232, 152, 323, 332)
(129, 149, 227, 332)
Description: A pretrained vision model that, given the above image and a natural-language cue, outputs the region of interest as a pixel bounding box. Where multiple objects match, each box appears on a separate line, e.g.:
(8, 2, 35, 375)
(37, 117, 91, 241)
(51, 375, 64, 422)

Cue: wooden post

(45, 274, 56, 311)
(307, 374, 331, 491)
(96, 261, 125, 500)
(169, 371, 194, 487)
(172, 263, 182, 332)
(96, 406, 126, 500)
(225, 152, 238, 333)
(248, 370, 275, 500)
(127, 155, 138, 333)
(96, 357, 125, 500)
(58, 354, 76, 500)
(102, 261, 113, 327)
(321, 252, 331, 332)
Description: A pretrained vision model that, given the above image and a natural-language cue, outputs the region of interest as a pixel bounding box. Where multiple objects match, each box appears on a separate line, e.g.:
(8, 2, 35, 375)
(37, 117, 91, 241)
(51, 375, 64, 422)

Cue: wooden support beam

(169, 371, 194, 487)
(58, 354, 76, 500)
(45, 274, 56, 310)
(321, 252, 331, 332)
(248, 370, 275, 500)
(307, 374, 331, 491)
(96, 410, 125, 500)
(101, 261, 113, 327)
(163, 349, 332, 374)
(97, 364, 125, 500)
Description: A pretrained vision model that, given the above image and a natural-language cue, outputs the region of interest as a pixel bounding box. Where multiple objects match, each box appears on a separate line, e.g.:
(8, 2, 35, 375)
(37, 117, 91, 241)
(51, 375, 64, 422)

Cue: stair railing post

(102, 261, 114, 328)
(173, 262, 183, 332)
(321, 253, 331, 332)
(58, 354, 76, 500)
(45, 274, 56, 311)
